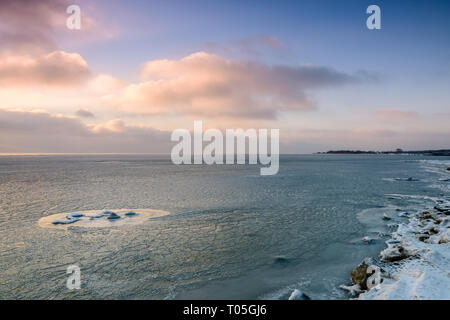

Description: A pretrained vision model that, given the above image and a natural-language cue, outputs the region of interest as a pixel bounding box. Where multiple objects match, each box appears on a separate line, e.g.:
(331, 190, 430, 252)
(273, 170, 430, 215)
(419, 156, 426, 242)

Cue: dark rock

(350, 260, 369, 290)
(429, 227, 439, 235)
(382, 245, 410, 262)
(434, 206, 449, 214)
(67, 212, 84, 219)
(349, 257, 388, 291)
(273, 256, 290, 265)
(52, 218, 80, 225)
(395, 177, 418, 181)
(300, 292, 311, 300)
(362, 236, 372, 243)
(107, 212, 120, 220)
(419, 211, 434, 221)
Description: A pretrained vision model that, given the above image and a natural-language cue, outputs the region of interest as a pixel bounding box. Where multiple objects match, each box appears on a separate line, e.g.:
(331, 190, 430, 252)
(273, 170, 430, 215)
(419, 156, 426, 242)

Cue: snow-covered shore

(342, 160, 450, 300)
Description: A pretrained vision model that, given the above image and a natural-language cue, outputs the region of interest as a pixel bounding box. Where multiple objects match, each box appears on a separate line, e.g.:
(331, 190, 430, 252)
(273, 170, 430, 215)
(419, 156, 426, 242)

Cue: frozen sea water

(0, 154, 448, 299)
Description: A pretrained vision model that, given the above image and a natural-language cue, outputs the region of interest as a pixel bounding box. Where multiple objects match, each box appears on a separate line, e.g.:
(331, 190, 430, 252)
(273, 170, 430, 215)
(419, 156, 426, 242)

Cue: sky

(0, 0, 449, 153)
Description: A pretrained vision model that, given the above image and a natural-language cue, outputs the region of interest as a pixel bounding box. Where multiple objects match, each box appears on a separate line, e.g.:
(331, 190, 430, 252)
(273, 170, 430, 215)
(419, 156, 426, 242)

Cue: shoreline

(341, 161, 450, 300)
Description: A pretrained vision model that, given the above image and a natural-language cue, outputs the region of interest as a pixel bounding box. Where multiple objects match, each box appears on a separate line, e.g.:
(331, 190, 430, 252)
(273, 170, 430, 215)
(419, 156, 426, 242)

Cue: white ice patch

(39, 208, 169, 229)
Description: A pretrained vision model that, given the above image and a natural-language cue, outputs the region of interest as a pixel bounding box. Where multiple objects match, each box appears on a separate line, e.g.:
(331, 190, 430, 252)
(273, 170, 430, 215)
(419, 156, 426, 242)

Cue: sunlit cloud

(88, 74, 127, 94)
(91, 119, 126, 133)
(0, 51, 90, 87)
(111, 52, 363, 119)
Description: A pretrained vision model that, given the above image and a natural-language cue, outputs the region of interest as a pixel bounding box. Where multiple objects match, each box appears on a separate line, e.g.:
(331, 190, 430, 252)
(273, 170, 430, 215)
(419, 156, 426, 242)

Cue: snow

(346, 159, 450, 300)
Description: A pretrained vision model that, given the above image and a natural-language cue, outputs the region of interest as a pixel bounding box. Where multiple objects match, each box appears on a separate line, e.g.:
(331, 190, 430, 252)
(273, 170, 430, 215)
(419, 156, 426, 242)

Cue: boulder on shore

(350, 257, 384, 290)
(350, 260, 370, 290)
(380, 244, 412, 262)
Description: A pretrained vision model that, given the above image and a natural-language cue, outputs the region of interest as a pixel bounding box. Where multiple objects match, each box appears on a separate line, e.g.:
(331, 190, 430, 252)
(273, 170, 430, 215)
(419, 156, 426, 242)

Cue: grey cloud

(0, 0, 70, 53)
(0, 109, 172, 153)
(1, 109, 448, 154)
(75, 109, 95, 118)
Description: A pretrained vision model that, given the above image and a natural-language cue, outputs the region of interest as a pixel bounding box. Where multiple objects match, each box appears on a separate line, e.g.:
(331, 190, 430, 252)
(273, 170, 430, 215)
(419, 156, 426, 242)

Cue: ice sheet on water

(40, 208, 169, 229)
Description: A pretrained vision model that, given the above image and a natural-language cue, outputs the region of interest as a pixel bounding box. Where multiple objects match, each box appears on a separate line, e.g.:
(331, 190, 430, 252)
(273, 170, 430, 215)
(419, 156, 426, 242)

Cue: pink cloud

(0, 0, 67, 53)
(374, 108, 418, 120)
(0, 51, 90, 87)
(114, 52, 361, 119)
(0, 0, 116, 54)
(89, 74, 127, 93)
(91, 119, 126, 133)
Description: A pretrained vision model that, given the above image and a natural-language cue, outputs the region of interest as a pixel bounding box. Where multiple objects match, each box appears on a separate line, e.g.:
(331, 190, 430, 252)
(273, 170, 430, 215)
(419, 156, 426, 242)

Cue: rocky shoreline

(341, 200, 449, 299)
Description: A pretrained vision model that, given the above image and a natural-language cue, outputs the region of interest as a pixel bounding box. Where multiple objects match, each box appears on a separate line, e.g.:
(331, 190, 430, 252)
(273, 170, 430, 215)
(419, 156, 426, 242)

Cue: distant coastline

(317, 149, 450, 156)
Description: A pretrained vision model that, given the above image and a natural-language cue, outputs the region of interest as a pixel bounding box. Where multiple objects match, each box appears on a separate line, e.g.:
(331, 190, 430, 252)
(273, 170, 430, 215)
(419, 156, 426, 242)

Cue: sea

(0, 154, 448, 299)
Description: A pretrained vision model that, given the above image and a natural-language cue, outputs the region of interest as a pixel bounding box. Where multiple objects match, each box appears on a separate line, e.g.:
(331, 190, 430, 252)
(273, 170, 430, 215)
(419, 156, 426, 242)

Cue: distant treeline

(317, 149, 450, 156)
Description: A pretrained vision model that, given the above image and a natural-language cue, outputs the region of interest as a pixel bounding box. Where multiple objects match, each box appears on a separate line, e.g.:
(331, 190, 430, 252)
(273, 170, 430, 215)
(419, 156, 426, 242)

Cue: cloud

(374, 108, 419, 120)
(88, 74, 127, 94)
(1, 109, 448, 154)
(0, 0, 115, 54)
(0, 0, 68, 52)
(0, 109, 171, 153)
(0, 50, 90, 87)
(114, 52, 362, 119)
(75, 108, 95, 118)
(92, 119, 125, 133)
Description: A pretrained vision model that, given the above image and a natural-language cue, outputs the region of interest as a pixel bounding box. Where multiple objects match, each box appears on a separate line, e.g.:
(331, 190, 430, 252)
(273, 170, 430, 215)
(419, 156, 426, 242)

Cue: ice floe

(39, 208, 169, 229)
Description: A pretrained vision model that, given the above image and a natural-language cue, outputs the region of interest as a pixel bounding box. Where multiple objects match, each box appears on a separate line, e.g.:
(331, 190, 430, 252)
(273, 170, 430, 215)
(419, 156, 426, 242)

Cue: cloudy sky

(0, 0, 449, 153)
